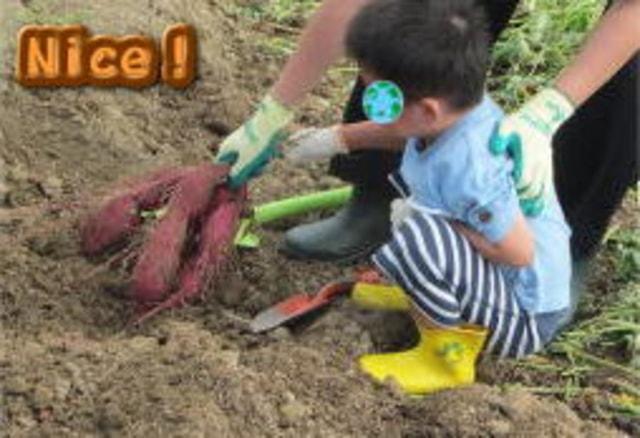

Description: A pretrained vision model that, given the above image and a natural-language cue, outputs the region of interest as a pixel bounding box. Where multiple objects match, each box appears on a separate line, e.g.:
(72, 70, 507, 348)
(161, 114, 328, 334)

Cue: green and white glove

(216, 94, 294, 188)
(490, 88, 574, 216)
(285, 126, 349, 164)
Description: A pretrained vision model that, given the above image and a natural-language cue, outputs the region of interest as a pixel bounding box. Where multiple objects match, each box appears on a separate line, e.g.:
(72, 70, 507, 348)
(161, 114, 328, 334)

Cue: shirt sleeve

(438, 134, 520, 243)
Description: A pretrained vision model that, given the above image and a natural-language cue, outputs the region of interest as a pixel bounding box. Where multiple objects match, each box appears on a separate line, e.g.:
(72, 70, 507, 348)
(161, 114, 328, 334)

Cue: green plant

(229, 0, 318, 57)
(604, 226, 640, 284)
(234, 0, 605, 111)
(15, 0, 90, 26)
(234, 0, 317, 25)
(489, 0, 604, 110)
(548, 282, 639, 410)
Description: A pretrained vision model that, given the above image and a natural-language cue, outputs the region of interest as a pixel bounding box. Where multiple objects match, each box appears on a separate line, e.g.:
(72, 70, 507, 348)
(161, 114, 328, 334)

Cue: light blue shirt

(399, 96, 572, 314)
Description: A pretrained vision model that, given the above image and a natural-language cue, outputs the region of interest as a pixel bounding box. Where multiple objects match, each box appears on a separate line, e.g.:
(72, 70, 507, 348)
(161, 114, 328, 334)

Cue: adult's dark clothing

(329, 0, 638, 261)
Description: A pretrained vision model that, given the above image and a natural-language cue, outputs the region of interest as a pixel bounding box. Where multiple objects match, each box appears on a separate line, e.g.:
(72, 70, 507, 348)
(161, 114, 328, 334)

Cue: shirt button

(478, 210, 492, 223)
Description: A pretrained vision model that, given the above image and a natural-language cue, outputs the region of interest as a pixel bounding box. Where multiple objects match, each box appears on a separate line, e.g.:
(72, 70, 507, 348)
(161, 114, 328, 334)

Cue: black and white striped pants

(372, 211, 567, 359)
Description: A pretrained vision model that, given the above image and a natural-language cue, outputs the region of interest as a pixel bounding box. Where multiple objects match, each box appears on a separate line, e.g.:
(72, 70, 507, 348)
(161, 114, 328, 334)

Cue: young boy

(287, 0, 572, 395)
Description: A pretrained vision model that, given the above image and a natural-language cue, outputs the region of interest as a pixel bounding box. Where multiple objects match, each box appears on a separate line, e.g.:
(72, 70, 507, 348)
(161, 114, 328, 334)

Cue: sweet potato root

(82, 162, 246, 322)
(81, 167, 190, 256)
(133, 185, 246, 324)
(131, 164, 229, 303)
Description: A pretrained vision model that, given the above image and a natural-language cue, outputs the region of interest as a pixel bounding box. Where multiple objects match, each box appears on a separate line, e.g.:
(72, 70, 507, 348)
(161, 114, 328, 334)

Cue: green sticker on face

(362, 80, 405, 124)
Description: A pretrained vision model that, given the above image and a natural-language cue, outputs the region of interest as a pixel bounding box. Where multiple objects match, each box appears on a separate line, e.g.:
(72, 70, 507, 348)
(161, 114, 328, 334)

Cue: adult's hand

(285, 126, 348, 164)
(492, 0, 640, 217)
(215, 95, 294, 188)
(489, 88, 574, 216)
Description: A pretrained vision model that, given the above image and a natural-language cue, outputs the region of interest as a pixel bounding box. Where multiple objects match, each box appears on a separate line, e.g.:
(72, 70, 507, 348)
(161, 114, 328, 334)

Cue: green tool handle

(253, 186, 353, 225)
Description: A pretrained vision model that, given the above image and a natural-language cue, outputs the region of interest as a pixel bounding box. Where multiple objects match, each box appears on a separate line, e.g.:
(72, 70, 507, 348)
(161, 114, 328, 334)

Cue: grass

(547, 198, 639, 418)
(235, 0, 317, 26)
(232, 0, 604, 110)
(514, 192, 639, 420)
(603, 221, 640, 285)
(228, 0, 317, 58)
(14, 0, 90, 26)
(489, 0, 604, 109)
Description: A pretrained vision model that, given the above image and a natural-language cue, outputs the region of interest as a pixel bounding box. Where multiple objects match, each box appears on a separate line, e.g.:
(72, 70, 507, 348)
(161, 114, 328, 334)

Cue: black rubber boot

(280, 186, 392, 262)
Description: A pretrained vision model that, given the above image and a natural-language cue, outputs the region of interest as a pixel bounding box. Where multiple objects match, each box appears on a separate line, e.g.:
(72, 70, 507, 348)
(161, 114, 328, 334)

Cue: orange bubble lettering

(162, 24, 197, 89)
(16, 24, 196, 88)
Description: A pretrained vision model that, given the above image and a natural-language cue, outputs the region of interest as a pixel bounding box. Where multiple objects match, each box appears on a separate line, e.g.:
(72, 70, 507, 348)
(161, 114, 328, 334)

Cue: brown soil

(0, 1, 631, 436)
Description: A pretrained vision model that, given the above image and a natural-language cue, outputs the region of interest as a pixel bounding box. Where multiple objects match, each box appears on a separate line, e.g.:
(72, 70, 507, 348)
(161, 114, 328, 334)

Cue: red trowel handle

(312, 280, 354, 305)
(275, 280, 352, 315)
(311, 270, 382, 307)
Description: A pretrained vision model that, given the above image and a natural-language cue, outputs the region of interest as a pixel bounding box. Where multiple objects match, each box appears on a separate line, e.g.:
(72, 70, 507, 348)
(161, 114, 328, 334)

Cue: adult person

(216, 0, 638, 269)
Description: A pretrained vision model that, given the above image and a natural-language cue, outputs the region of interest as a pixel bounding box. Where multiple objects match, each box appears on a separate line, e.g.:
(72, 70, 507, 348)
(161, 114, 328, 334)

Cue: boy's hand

(390, 198, 412, 229)
(215, 94, 294, 188)
(285, 126, 349, 164)
(489, 88, 574, 216)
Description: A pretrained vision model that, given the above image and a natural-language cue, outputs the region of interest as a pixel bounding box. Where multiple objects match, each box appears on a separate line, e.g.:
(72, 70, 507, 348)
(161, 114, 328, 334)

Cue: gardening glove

(216, 94, 294, 188)
(285, 126, 349, 164)
(489, 88, 574, 217)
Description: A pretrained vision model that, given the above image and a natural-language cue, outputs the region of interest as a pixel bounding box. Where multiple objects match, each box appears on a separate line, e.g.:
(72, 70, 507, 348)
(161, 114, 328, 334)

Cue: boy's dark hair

(346, 0, 490, 109)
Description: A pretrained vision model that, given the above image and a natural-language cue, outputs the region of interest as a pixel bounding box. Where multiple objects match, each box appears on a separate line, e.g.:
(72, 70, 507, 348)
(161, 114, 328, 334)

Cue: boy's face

(391, 101, 438, 138)
(361, 69, 457, 139)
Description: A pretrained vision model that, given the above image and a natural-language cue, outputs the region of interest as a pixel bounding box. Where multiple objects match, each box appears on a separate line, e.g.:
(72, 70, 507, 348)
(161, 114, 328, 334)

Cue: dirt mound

(0, 0, 627, 436)
(2, 318, 619, 437)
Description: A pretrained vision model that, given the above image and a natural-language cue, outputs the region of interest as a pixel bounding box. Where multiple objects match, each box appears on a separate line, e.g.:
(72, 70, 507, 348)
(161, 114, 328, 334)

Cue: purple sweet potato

(81, 167, 190, 256)
(133, 185, 245, 324)
(130, 164, 229, 303)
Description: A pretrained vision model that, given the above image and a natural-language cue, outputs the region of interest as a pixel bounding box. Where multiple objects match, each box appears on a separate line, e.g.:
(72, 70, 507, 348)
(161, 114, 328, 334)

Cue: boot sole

(277, 240, 383, 266)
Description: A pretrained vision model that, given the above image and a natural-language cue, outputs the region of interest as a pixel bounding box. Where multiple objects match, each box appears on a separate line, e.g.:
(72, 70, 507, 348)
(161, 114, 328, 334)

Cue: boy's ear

(418, 98, 441, 124)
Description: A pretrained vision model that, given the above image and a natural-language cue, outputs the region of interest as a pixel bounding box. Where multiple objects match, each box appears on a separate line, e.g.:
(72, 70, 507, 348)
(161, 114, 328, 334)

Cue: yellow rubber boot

(359, 325, 488, 395)
(351, 282, 410, 311)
